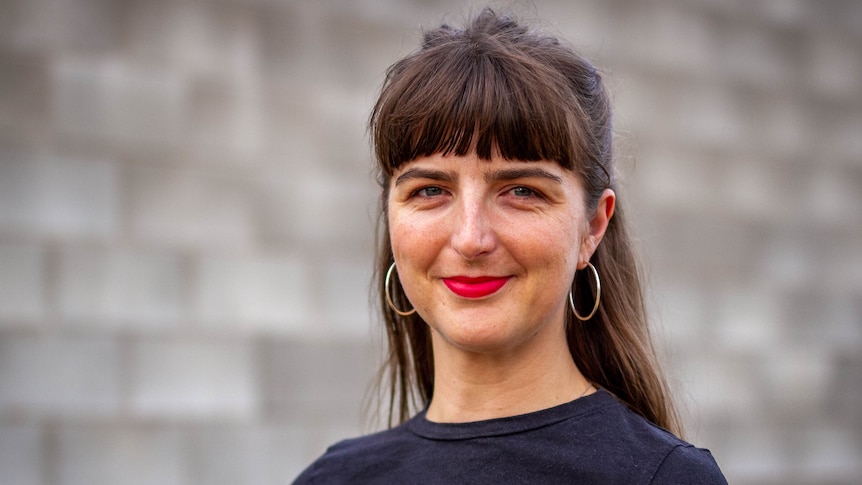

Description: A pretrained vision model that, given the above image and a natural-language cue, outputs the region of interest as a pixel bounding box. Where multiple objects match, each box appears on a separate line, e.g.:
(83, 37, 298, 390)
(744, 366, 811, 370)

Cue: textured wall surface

(0, 0, 860, 484)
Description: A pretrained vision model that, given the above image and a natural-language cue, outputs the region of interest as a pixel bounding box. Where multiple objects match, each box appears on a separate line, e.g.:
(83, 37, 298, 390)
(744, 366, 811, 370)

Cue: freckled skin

(388, 152, 616, 422)
(388, 152, 600, 356)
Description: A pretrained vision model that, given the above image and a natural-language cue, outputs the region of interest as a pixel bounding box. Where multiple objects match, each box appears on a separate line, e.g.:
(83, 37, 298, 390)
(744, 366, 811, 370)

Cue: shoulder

(598, 397, 727, 484)
(650, 444, 727, 484)
(292, 423, 416, 484)
(578, 392, 682, 451)
(292, 392, 728, 484)
(574, 392, 726, 483)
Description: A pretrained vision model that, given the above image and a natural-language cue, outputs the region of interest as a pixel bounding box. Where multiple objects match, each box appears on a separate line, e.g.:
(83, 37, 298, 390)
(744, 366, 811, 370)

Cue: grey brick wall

(0, 1, 859, 484)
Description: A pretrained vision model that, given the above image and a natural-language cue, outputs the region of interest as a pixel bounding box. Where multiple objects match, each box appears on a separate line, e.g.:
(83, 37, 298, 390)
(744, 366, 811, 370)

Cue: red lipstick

(443, 276, 510, 299)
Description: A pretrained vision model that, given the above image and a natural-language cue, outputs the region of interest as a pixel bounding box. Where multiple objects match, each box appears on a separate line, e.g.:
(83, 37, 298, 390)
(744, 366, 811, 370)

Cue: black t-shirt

(293, 389, 726, 484)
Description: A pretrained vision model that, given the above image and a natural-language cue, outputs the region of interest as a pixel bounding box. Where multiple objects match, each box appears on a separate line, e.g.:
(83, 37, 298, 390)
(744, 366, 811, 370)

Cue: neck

(425, 325, 592, 423)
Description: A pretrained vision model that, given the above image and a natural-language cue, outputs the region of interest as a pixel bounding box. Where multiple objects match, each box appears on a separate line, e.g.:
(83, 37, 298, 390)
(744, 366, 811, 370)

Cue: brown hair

(369, 8, 683, 437)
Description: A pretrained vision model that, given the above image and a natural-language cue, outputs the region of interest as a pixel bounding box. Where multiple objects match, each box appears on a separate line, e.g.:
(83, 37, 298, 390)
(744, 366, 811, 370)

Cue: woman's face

(387, 152, 613, 355)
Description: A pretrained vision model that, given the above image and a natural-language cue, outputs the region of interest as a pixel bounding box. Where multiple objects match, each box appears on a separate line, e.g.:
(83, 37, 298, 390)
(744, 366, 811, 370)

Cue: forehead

(395, 152, 563, 174)
(392, 152, 582, 188)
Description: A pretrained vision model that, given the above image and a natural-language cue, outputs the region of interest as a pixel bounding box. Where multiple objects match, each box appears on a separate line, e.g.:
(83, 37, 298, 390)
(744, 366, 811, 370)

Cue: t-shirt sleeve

(291, 459, 320, 485)
(650, 444, 728, 485)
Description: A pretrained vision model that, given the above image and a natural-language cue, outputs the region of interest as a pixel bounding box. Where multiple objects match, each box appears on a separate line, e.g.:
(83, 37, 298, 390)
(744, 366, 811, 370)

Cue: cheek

(388, 210, 440, 269)
(506, 213, 583, 267)
(386, 198, 405, 254)
(388, 209, 411, 258)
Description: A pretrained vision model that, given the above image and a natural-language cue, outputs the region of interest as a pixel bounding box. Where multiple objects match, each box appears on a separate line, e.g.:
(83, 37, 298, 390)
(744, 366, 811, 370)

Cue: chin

(430, 316, 525, 354)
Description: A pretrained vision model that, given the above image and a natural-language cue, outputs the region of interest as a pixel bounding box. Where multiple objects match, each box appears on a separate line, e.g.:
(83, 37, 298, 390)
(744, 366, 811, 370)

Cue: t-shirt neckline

(407, 388, 614, 441)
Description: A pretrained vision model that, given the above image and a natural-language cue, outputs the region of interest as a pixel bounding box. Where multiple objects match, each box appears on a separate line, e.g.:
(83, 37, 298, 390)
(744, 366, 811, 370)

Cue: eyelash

(408, 185, 544, 200)
(413, 186, 446, 198)
(511, 186, 536, 198)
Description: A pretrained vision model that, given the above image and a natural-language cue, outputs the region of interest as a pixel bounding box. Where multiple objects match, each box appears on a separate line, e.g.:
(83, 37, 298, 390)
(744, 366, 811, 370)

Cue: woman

(295, 8, 726, 484)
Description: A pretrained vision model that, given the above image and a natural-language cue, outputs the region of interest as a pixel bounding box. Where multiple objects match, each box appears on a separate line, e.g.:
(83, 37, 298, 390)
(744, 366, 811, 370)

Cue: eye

(511, 186, 536, 197)
(415, 186, 444, 197)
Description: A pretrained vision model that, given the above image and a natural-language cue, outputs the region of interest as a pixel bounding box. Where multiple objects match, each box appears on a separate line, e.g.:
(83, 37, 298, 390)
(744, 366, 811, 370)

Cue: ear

(578, 188, 615, 269)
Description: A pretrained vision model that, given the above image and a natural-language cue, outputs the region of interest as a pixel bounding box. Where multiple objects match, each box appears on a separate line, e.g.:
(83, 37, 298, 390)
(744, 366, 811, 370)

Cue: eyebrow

(394, 168, 456, 186)
(486, 168, 563, 184)
(394, 166, 563, 186)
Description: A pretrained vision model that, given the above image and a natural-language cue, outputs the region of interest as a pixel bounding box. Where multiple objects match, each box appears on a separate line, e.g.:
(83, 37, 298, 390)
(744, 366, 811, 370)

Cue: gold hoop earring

(385, 262, 416, 316)
(569, 262, 601, 321)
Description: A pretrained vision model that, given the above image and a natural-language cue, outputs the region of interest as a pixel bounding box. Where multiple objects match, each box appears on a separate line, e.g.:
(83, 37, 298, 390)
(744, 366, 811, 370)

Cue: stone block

(282, 420, 367, 482)
(819, 108, 862, 166)
(831, 351, 862, 426)
(714, 423, 791, 485)
(779, 289, 862, 353)
(261, 338, 376, 421)
(761, 225, 862, 299)
(748, 0, 811, 29)
(127, 0, 258, 79)
(627, 144, 714, 214)
(757, 347, 834, 416)
(316, 8, 416, 88)
(717, 22, 796, 90)
(649, 281, 710, 351)
(0, 154, 118, 239)
(257, 2, 305, 81)
(52, 56, 185, 148)
(803, 166, 862, 227)
(58, 248, 184, 326)
(718, 156, 789, 224)
(187, 77, 263, 160)
(131, 338, 256, 419)
(826, 234, 862, 294)
(258, 5, 409, 168)
(193, 253, 310, 332)
(792, 422, 862, 482)
(669, 83, 749, 152)
(756, 226, 821, 293)
(0, 50, 49, 131)
(320, 257, 374, 338)
(191, 424, 273, 485)
(675, 351, 763, 420)
(0, 335, 121, 416)
(834, 0, 862, 36)
(752, 95, 814, 162)
(130, 166, 253, 250)
(256, 171, 377, 249)
(640, 213, 764, 284)
(0, 244, 44, 323)
(190, 423, 333, 485)
(260, 78, 372, 177)
(58, 424, 188, 485)
(3, 0, 123, 53)
(0, 424, 41, 485)
(711, 287, 784, 353)
(611, 76, 669, 145)
(541, 0, 614, 54)
(257, 86, 321, 171)
(804, 31, 862, 101)
(311, 86, 377, 172)
(609, 1, 719, 76)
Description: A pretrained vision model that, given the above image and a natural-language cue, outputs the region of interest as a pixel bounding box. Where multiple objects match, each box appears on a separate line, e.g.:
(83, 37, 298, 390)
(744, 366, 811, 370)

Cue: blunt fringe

(370, 8, 683, 437)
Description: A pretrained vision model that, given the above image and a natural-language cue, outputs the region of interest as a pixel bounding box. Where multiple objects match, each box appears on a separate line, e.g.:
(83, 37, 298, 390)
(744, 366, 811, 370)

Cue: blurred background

(0, 0, 860, 483)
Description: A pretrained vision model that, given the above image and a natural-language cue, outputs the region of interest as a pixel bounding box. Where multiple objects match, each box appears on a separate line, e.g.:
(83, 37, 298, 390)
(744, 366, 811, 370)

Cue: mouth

(442, 276, 511, 299)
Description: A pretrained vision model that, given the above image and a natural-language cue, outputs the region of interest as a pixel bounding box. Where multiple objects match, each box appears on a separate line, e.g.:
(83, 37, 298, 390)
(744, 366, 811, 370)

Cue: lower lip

(443, 277, 510, 299)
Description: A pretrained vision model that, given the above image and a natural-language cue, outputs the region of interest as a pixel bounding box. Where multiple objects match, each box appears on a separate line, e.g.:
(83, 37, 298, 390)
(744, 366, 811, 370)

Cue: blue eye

(512, 186, 535, 197)
(417, 186, 444, 197)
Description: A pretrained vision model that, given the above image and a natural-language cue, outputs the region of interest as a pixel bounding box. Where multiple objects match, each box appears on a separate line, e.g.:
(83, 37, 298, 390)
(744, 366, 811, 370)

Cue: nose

(450, 194, 497, 261)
